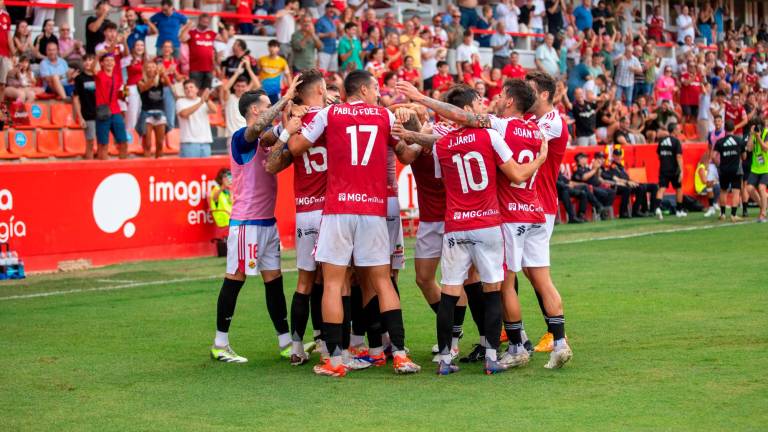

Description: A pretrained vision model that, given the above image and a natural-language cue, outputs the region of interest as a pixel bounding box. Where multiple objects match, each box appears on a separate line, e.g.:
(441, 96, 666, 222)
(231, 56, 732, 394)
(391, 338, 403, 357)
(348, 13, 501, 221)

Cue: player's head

(239, 89, 271, 119)
(667, 122, 679, 136)
(443, 84, 483, 115)
(497, 79, 536, 118)
(326, 84, 341, 104)
(525, 71, 556, 113)
(343, 70, 379, 105)
(724, 119, 735, 133)
(294, 68, 326, 106)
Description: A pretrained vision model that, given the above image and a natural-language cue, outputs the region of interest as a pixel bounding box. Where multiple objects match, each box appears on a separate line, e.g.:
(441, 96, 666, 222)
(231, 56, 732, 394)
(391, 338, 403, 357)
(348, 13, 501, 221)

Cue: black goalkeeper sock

(290, 292, 310, 342)
(350, 284, 366, 338)
(732, 205, 738, 216)
(464, 281, 485, 336)
(549, 315, 566, 341)
(437, 293, 459, 355)
(264, 276, 289, 334)
(364, 296, 383, 348)
(429, 301, 440, 314)
(452, 305, 466, 339)
(341, 295, 351, 350)
(216, 278, 244, 332)
(380, 309, 406, 352)
(310, 283, 324, 339)
(483, 291, 502, 351)
(504, 320, 523, 345)
(721, 206, 726, 216)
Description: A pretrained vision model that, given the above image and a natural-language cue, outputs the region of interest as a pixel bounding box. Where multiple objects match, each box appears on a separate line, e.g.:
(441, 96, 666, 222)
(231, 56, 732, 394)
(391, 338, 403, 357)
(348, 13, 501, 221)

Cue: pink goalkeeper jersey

(229, 127, 277, 222)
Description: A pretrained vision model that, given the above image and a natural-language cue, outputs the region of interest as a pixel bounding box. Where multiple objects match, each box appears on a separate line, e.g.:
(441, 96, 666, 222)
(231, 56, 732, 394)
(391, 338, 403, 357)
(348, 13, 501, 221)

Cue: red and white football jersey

(535, 109, 569, 215)
(302, 101, 397, 216)
(490, 115, 546, 223)
(387, 146, 398, 198)
(433, 127, 512, 233)
(409, 121, 454, 222)
(187, 28, 217, 73)
(294, 107, 327, 213)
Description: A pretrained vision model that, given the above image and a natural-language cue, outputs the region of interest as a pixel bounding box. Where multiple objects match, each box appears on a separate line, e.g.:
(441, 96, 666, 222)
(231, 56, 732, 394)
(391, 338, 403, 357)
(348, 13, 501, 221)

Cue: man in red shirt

(94, 54, 128, 160)
(432, 61, 454, 93)
(291, 70, 422, 377)
(502, 51, 527, 80)
(0, 1, 11, 97)
(680, 64, 703, 123)
(181, 13, 217, 90)
(724, 93, 749, 135)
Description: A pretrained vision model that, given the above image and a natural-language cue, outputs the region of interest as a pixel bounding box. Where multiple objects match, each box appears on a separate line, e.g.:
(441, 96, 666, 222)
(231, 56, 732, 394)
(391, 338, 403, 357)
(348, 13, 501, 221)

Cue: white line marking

(95, 279, 136, 284)
(0, 222, 751, 302)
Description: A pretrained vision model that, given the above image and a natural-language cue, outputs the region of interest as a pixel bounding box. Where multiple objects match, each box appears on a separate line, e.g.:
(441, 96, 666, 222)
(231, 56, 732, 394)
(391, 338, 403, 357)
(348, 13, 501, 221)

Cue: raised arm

(396, 80, 491, 128)
(244, 74, 302, 143)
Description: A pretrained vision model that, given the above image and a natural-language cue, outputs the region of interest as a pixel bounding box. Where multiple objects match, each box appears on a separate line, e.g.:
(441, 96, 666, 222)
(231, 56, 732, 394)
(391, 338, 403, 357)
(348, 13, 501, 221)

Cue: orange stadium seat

(0, 131, 20, 160)
(8, 129, 48, 158)
(37, 129, 76, 157)
(47, 103, 80, 129)
(209, 109, 225, 127)
(63, 128, 91, 156)
(129, 130, 145, 155)
(165, 128, 180, 155)
(18, 103, 52, 129)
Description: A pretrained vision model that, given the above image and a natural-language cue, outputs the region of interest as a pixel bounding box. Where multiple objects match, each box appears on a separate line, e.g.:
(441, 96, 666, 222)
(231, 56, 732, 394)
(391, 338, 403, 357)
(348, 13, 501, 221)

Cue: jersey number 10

(452, 151, 489, 193)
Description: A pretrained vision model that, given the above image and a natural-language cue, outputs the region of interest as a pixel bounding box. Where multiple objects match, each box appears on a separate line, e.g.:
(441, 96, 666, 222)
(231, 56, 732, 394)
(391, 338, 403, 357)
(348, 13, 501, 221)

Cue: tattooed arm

(245, 74, 303, 144)
(265, 106, 302, 175)
(395, 80, 491, 128)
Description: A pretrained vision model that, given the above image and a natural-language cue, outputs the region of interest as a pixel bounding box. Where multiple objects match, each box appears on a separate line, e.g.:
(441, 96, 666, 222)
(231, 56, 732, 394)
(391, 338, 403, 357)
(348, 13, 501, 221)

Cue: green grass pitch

(1, 217, 766, 431)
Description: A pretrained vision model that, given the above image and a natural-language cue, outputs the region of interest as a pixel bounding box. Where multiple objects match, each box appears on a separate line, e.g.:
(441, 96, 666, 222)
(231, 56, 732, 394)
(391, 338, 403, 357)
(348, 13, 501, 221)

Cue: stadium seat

(8, 129, 48, 158)
(63, 129, 91, 157)
(627, 167, 648, 183)
(129, 131, 145, 155)
(165, 128, 180, 155)
(682, 123, 699, 141)
(0, 131, 20, 160)
(209, 109, 225, 127)
(36, 129, 76, 157)
(17, 103, 51, 129)
(47, 103, 80, 129)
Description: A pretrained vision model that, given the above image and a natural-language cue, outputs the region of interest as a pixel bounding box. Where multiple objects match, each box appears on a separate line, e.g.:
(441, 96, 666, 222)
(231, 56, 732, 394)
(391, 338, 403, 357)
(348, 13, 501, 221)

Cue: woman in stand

(137, 60, 169, 158)
(123, 39, 146, 138)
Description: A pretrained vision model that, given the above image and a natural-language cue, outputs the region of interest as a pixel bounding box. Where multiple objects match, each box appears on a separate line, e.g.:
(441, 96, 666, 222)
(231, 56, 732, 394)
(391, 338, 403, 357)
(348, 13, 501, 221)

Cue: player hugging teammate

(208, 68, 573, 376)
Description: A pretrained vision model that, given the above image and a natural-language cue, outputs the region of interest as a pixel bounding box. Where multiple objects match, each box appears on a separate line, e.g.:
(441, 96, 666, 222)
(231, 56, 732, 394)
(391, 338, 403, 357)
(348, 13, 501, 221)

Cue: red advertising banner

(1, 157, 298, 272)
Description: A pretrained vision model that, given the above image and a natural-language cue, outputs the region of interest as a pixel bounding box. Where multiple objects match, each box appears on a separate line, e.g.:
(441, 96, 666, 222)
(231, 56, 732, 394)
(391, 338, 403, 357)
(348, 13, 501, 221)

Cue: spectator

(653, 99, 679, 140)
(724, 92, 748, 135)
(177, 80, 216, 158)
(502, 51, 526, 79)
(158, 40, 185, 129)
(655, 65, 677, 104)
(646, 5, 666, 43)
(137, 61, 169, 158)
(13, 20, 34, 60)
(58, 24, 84, 67)
(363, 26, 383, 56)
(5, 55, 39, 103)
(86, 1, 112, 55)
(181, 13, 217, 90)
(221, 39, 255, 80)
(445, 8, 464, 56)
(518, 0, 533, 33)
(0, 1, 10, 97)
(338, 22, 363, 72)
(591, 1, 607, 35)
(95, 22, 126, 61)
(535, 33, 559, 77)
(235, 0, 254, 35)
(382, 11, 399, 36)
(474, 5, 495, 49)
(73, 54, 97, 159)
(528, 0, 545, 35)
(455, 30, 478, 73)
(572, 152, 616, 213)
(258, 39, 291, 103)
(614, 46, 642, 106)
(315, 4, 338, 72)
(458, 0, 479, 30)
(275, 0, 298, 65)
(680, 61, 704, 124)
(292, 15, 322, 72)
(384, 31, 403, 72)
(399, 21, 424, 69)
(361, 9, 380, 38)
(94, 54, 127, 159)
(572, 87, 597, 146)
(556, 172, 585, 223)
(33, 19, 58, 62)
(215, 23, 237, 62)
(124, 9, 157, 52)
(613, 114, 645, 145)
(398, 55, 421, 89)
(603, 149, 653, 218)
(365, 47, 386, 85)
(432, 61, 454, 92)
(545, 0, 565, 37)
(420, 30, 438, 90)
(151, 0, 191, 57)
(220, 59, 258, 138)
(124, 39, 146, 138)
(676, 5, 695, 45)
(490, 21, 513, 70)
(428, 15, 448, 48)
(697, 3, 716, 46)
(40, 42, 74, 99)
(573, 0, 593, 33)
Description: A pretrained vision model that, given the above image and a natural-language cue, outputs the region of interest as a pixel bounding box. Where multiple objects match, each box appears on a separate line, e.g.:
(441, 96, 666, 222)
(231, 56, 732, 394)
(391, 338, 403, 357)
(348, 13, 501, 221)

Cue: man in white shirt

(496, 0, 520, 33)
(529, 0, 546, 35)
(676, 5, 695, 44)
(275, 0, 298, 66)
(535, 33, 559, 77)
(455, 30, 479, 72)
(177, 80, 217, 157)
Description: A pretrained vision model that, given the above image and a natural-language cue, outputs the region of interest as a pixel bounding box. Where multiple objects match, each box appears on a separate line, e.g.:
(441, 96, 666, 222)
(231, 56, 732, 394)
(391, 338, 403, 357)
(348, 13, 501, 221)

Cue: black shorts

(658, 171, 681, 189)
(747, 172, 768, 187)
(719, 170, 742, 191)
(682, 105, 698, 117)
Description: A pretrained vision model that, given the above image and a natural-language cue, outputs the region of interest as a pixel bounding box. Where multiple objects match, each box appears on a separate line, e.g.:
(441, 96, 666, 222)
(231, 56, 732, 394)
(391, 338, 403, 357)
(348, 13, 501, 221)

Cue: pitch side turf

(1, 217, 766, 430)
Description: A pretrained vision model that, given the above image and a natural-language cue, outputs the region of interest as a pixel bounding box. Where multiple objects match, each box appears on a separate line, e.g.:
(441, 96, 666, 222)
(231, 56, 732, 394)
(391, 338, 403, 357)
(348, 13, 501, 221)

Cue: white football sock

(486, 348, 497, 361)
(350, 334, 365, 347)
(214, 331, 229, 347)
(278, 332, 291, 348)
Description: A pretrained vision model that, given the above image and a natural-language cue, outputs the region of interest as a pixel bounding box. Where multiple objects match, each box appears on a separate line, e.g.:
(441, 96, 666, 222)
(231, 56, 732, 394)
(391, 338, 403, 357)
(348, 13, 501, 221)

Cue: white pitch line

(95, 279, 136, 284)
(0, 222, 752, 302)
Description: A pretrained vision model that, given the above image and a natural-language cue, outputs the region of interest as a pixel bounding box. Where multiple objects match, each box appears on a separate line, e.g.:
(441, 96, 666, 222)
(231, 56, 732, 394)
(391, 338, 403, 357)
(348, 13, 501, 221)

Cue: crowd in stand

(0, 1, 767, 218)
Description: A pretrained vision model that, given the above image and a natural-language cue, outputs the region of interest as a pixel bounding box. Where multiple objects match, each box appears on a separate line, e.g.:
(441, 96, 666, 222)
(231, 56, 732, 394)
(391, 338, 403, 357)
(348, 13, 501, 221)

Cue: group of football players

(208, 67, 573, 377)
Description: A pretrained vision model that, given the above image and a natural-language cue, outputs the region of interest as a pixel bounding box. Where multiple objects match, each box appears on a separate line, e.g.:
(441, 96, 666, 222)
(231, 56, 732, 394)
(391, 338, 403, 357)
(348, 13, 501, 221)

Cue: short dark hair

(238, 89, 269, 117)
(724, 119, 735, 132)
(295, 68, 324, 102)
(267, 39, 280, 48)
(437, 60, 448, 69)
(344, 22, 357, 31)
(525, 71, 556, 104)
(234, 39, 247, 51)
(182, 79, 197, 88)
(667, 123, 678, 134)
(161, 0, 173, 7)
(463, 29, 473, 38)
(343, 70, 375, 97)
(103, 21, 118, 31)
(503, 79, 536, 114)
(443, 84, 479, 110)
